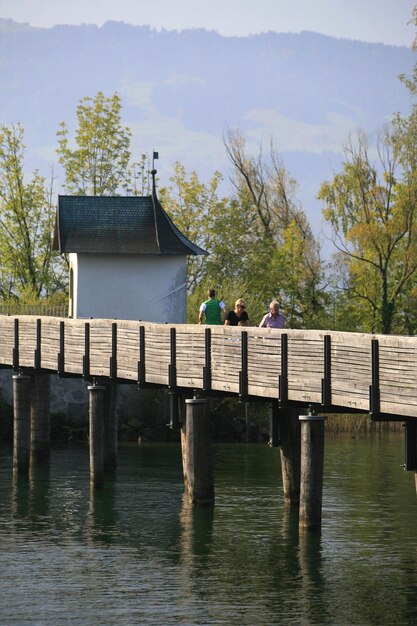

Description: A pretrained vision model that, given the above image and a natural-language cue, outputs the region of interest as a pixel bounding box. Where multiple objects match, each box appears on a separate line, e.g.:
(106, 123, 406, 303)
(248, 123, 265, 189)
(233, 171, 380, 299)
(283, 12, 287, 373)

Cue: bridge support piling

(104, 382, 118, 472)
(278, 407, 301, 505)
(88, 382, 106, 487)
(299, 410, 326, 530)
(30, 372, 51, 462)
(13, 373, 32, 475)
(182, 398, 214, 505)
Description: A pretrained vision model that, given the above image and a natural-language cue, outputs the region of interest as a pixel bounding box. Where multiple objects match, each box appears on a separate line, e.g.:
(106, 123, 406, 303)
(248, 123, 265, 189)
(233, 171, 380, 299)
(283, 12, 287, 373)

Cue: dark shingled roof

(53, 194, 207, 256)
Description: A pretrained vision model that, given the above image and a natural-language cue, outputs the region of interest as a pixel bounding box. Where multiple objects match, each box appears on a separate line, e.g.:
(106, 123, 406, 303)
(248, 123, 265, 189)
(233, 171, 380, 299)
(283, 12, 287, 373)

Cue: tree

(224, 129, 295, 240)
(57, 91, 133, 196)
(160, 161, 267, 320)
(0, 123, 66, 301)
(319, 128, 417, 334)
(159, 163, 237, 292)
(224, 129, 326, 327)
(318, 7, 417, 335)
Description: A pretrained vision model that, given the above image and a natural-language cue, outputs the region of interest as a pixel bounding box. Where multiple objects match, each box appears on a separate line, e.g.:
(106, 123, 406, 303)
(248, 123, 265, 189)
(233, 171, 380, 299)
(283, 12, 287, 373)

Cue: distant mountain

(0, 18, 414, 240)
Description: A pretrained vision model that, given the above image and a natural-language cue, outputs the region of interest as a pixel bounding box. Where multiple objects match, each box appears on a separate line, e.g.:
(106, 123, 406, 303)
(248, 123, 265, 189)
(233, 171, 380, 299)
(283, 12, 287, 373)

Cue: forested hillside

(0, 18, 413, 211)
(1, 17, 416, 334)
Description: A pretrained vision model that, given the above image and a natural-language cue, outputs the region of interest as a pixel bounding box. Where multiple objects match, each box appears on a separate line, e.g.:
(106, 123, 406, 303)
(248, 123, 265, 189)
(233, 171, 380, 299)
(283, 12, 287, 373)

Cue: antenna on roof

(151, 150, 159, 194)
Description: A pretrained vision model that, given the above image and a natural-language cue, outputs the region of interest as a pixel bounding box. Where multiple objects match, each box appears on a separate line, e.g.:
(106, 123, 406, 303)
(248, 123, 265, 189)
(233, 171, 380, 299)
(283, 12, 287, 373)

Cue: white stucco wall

(69, 253, 187, 322)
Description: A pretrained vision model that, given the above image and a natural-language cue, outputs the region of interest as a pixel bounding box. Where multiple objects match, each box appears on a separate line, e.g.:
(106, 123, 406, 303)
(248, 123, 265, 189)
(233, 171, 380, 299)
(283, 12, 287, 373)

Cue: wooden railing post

(12, 318, 19, 371)
(169, 327, 177, 390)
(369, 338, 380, 417)
(321, 334, 331, 406)
(83, 322, 90, 380)
(138, 325, 146, 386)
(239, 331, 248, 398)
(203, 328, 212, 391)
(57, 321, 65, 376)
(34, 318, 42, 370)
(279, 333, 288, 404)
(109, 322, 117, 381)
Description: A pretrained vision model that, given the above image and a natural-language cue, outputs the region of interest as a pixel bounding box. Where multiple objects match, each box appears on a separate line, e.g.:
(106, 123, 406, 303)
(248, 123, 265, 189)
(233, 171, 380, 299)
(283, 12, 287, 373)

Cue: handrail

(1, 315, 416, 419)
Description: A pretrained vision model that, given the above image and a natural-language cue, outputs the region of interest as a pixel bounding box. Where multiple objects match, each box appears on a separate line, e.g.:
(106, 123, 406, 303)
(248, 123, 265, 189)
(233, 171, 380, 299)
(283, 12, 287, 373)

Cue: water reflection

(281, 504, 300, 572)
(11, 473, 30, 522)
(0, 439, 416, 626)
(179, 491, 214, 567)
(10, 455, 52, 536)
(29, 459, 50, 523)
(86, 481, 119, 545)
(298, 530, 328, 625)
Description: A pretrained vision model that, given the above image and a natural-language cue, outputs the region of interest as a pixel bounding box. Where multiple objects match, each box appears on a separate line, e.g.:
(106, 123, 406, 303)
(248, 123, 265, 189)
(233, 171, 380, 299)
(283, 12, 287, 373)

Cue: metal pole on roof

(151, 151, 159, 194)
(152, 150, 159, 170)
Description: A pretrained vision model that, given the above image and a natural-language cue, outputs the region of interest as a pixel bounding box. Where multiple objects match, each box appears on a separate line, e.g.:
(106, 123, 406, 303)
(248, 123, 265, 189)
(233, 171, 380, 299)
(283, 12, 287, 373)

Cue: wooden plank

(16, 317, 37, 368)
(0, 317, 19, 365)
(380, 400, 417, 418)
(37, 316, 60, 371)
(247, 383, 279, 398)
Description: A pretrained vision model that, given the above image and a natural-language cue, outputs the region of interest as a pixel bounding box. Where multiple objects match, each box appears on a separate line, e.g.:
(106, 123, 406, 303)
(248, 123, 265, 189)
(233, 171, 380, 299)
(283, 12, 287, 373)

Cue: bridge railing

(0, 315, 416, 419)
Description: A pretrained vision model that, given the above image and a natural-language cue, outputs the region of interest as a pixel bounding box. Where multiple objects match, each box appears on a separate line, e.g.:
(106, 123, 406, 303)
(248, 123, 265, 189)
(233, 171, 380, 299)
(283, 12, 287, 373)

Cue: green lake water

(0, 434, 416, 625)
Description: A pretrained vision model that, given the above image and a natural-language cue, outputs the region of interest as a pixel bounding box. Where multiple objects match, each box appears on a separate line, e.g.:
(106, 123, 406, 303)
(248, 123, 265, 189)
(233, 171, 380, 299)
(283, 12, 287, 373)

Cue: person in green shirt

(198, 289, 226, 325)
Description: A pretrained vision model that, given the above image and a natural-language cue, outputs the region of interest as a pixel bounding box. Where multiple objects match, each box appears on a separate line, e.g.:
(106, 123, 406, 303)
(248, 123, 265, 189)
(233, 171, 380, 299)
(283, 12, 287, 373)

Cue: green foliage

(12, 82, 417, 336)
(159, 163, 226, 291)
(318, 13, 417, 335)
(160, 132, 328, 329)
(57, 91, 133, 196)
(125, 153, 153, 196)
(223, 130, 327, 328)
(0, 123, 66, 301)
(319, 128, 417, 334)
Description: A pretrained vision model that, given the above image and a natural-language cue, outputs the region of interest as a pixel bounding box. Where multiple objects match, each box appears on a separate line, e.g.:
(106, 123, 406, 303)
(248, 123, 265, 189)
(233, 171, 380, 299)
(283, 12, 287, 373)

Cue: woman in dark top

(224, 298, 250, 326)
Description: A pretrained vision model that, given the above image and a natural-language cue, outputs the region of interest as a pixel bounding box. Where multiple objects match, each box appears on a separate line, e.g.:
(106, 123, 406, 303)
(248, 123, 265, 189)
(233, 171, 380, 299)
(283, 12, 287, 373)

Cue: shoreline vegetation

(323, 413, 404, 434)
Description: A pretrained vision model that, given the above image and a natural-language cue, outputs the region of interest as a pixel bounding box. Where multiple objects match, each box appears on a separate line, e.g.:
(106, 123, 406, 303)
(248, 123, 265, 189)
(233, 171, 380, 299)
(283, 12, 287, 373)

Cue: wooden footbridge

(2, 315, 417, 529)
(3, 315, 417, 416)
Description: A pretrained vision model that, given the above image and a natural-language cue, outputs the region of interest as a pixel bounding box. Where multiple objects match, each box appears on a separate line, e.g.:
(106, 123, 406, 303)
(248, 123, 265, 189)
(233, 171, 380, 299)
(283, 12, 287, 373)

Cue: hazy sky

(0, 0, 415, 46)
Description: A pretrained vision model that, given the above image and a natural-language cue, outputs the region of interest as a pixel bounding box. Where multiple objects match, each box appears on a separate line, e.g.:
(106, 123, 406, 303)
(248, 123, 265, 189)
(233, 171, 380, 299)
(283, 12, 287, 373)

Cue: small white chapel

(53, 173, 206, 323)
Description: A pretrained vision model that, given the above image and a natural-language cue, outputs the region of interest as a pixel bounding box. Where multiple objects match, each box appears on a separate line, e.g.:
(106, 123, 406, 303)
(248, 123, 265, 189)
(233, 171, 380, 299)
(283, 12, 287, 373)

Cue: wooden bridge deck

(1, 315, 417, 420)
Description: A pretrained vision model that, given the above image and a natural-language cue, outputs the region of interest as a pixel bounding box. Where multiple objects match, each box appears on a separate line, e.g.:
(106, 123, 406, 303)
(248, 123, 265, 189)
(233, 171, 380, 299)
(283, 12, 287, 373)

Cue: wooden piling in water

(299, 411, 326, 530)
(12, 373, 32, 475)
(88, 383, 106, 487)
(103, 382, 118, 472)
(183, 398, 214, 505)
(278, 407, 301, 505)
(30, 372, 51, 462)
